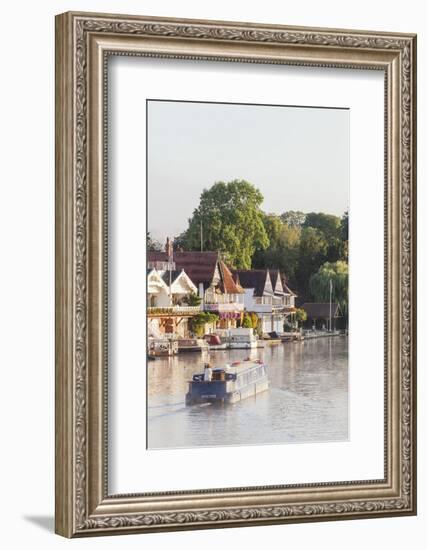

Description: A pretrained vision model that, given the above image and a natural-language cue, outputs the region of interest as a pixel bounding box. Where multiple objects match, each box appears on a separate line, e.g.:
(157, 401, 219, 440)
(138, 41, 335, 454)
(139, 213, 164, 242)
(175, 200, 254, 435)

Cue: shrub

(189, 312, 219, 337)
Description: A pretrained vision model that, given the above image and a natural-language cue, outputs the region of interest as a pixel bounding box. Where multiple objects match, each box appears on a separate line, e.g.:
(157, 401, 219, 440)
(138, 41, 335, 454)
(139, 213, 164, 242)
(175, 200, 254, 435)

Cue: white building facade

(147, 267, 200, 338)
(234, 269, 297, 334)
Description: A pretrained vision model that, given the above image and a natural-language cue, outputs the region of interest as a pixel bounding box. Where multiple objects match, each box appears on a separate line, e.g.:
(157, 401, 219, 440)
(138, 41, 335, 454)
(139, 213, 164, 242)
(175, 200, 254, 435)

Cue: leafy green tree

(281, 210, 306, 227)
(341, 210, 349, 241)
(296, 227, 329, 296)
(303, 212, 341, 240)
(238, 312, 259, 331)
(339, 210, 349, 261)
(309, 261, 349, 315)
(241, 313, 253, 328)
(294, 308, 307, 327)
(253, 214, 301, 281)
(179, 180, 269, 268)
(262, 214, 283, 247)
(249, 312, 259, 328)
(303, 212, 347, 263)
(173, 231, 187, 251)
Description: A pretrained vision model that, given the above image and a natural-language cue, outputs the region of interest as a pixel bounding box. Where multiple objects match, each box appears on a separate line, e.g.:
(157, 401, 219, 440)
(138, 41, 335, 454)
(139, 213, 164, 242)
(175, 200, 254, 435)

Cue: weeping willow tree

(309, 261, 349, 316)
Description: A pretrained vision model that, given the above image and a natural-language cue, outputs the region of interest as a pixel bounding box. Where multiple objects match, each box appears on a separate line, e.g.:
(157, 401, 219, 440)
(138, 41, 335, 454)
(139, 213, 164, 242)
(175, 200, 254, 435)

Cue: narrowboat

(185, 359, 269, 405)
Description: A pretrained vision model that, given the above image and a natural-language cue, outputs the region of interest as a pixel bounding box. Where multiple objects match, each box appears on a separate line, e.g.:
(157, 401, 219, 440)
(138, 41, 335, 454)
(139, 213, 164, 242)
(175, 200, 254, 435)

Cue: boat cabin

(186, 360, 269, 405)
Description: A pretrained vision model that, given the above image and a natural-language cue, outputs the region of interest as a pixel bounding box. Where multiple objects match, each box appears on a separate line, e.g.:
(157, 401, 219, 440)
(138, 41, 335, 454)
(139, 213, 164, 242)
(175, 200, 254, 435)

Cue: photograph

(146, 99, 350, 450)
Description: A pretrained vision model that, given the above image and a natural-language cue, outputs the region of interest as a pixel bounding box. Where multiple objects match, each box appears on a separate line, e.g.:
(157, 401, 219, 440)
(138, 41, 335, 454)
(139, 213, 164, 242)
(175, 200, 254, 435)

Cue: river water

(147, 336, 348, 450)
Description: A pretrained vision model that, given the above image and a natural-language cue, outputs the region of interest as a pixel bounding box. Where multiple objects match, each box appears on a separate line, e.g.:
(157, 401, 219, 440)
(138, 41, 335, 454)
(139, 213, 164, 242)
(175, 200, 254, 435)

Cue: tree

(178, 180, 269, 268)
(309, 261, 349, 316)
(295, 227, 329, 296)
(294, 308, 307, 327)
(241, 313, 253, 328)
(147, 232, 163, 252)
(340, 210, 349, 261)
(239, 312, 261, 333)
(341, 210, 349, 241)
(303, 212, 347, 263)
(252, 214, 301, 282)
(249, 312, 259, 329)
(303, 212, 341, 240)
(261, 214, 283, 247)
(281, 210, 306, 228)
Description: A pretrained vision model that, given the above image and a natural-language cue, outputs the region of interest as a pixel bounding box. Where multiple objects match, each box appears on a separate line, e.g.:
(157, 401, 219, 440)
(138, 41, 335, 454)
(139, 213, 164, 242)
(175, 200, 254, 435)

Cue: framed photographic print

(55, 11, 417, 537)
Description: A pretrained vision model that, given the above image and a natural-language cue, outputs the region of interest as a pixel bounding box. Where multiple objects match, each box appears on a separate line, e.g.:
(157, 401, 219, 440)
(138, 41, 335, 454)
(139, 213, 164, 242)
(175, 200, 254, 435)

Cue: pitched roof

(233, 269, 269, 297)
(219, 261, 244, 294)
(161, 270, 183, 285)
(283, 281, 297, 297)
(301, 303, 342, 318)
(270, 270, 298, 297)
(148, 251, 219, 287)
(147, 251, 243, 293)
(269, 269, 280, 289)
(270, 269, 291, 296)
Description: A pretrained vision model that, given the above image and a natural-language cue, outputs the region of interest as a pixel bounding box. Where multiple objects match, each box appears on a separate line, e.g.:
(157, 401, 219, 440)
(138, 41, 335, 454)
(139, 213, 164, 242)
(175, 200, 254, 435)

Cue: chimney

(165, 237, 173, 264)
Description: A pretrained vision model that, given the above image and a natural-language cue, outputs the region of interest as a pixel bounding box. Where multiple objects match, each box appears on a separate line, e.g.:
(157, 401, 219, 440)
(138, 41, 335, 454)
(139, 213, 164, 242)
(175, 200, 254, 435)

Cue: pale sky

(147, 100, 349, 243)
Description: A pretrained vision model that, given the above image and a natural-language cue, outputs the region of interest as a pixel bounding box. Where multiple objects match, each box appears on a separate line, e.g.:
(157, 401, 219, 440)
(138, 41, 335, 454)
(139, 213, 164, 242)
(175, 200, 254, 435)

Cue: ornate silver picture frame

(55, 11, 417, 537)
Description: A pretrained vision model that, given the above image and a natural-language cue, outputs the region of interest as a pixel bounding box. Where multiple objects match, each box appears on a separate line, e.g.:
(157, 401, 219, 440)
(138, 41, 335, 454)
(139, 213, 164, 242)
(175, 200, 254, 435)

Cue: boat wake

(148, 400, 212, 420)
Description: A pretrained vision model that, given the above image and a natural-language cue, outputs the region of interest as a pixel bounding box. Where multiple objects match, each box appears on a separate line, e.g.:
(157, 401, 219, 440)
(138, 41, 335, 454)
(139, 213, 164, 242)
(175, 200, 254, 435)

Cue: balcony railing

(147, 305, 201, 316)
(204, 302, 244, 312)
(204, 294, 243, 305)
(250, 304, 272, 313)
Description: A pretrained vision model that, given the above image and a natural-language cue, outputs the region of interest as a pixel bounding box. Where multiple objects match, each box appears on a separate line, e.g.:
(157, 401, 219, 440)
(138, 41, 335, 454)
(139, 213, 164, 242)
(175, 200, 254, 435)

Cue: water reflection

(147, 336, 348, 449)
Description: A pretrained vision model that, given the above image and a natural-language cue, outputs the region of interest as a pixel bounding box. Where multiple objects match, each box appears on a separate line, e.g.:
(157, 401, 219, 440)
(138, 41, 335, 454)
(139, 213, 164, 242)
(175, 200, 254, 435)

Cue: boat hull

(178, 339, 209, 353)
(148, 340, 178, 356)
(208, 343, 229, 350)
(178, 346, 208, 353)
(226, 378, 269, 404)
(186, 376, 269, 405)
(229, 342, 258, 349)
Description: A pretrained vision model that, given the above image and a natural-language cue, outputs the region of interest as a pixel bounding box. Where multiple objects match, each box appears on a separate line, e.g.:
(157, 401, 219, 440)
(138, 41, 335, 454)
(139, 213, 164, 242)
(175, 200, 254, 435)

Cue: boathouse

(300, 302, 343, 331)
(148, 246, 245, 330)
(147, 267, 200, 338)
(233, 269, 296, 334)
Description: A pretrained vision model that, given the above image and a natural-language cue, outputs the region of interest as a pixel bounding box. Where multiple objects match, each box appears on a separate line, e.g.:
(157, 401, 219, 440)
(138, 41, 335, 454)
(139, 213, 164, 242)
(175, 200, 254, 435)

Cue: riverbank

(149, 330, 346, 358)
(302, 330, 344, 341)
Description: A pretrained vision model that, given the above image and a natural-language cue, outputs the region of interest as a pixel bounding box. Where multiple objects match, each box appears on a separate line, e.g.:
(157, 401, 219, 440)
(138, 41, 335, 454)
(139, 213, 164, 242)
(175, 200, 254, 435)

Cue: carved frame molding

(55, 12, 416, 537)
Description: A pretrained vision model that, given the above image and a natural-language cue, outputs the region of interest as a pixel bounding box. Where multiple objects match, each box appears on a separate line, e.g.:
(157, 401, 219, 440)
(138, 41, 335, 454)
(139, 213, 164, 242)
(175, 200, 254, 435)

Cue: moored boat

(185, 359, 269, 405)
(148, 338, 178, 357)
(178, 338, 209, 353)
(204, 333, 228, 350)
(228, 328, 258, 349)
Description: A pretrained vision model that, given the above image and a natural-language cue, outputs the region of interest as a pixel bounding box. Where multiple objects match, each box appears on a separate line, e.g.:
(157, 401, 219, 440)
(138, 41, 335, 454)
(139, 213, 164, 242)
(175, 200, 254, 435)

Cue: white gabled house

(233, 269, 297, 334)
(164, 269, 199, 305)
(147, 267, 200, 339)
(269, 269, 297, 310)
(148, 248, 245, 330)
(147, 267, 198, 308)
(147, 268, 170, 307)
